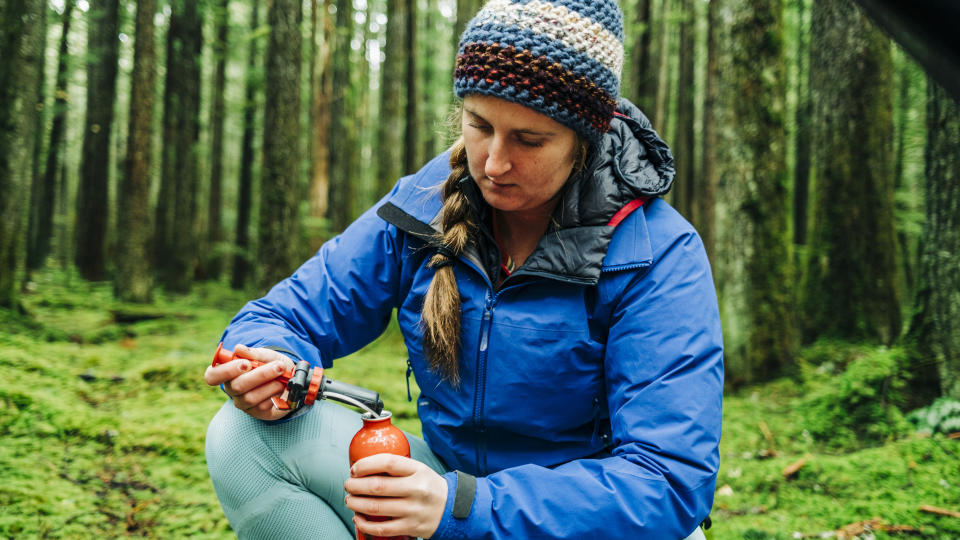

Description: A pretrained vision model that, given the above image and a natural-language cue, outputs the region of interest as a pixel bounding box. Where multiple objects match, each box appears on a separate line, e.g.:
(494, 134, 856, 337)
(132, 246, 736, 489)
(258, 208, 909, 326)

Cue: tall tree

(114, 0, 157, 302)
(0, 0, 45, 308)
(232, 0, 261, 290)
(792, 0, 812, 247)
(204, 0, 230, 280)
(672, 0, 696, 221)
(75, 0, 121, 281)
(908, 81, 960, 400)
(803, 0, 900, 344)
(308, 0, 332, 218)
(25, 0, 48, 274)
(403, 0, 419, 174)
(711, 0, 796, 384)
(258, 0, 303, 288)
(327, 0, 355, 231)
(155, 0, 203, 292)
(28, 1, 74, 271)
(699, 0, 717, 264)
(376, 0, 405, 198)
(454, 0, 482, 50)
(626, 0, 656, 109)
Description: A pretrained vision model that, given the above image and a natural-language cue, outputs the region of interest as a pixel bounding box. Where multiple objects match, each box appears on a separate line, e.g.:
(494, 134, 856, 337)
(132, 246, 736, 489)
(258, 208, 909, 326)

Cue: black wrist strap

(452, 470, 476, 519)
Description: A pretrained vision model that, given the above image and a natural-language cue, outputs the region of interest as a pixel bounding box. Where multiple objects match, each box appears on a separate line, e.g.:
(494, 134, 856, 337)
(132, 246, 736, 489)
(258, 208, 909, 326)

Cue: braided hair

(421, 138, 472, 384)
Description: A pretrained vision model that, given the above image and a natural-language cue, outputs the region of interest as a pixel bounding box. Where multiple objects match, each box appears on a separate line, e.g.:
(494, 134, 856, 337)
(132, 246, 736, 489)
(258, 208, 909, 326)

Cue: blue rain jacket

(220, 100, 723, 539)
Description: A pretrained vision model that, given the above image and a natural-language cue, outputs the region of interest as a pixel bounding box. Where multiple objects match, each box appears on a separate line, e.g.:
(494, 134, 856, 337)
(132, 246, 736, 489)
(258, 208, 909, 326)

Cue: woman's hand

(203, 344, 295, 421)
(344, 454, 448, 539)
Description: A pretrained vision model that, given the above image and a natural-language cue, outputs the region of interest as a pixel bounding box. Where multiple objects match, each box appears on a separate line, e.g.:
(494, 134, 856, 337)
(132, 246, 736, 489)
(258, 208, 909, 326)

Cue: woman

(204, 1, 723, 538)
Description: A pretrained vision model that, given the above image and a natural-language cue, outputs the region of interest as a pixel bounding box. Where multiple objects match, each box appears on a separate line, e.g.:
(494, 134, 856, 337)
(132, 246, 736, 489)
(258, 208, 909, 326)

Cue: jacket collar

(378, 98, 673, 285)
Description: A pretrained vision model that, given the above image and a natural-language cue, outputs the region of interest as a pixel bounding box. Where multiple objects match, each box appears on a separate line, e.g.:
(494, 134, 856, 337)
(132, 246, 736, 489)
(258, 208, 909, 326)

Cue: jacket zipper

(473, 290, 494, 475)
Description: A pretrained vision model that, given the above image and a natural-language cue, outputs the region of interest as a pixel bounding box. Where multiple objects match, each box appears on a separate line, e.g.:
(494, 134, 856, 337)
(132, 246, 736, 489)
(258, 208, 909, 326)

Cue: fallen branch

(919, 505, 960, 519)
(782, 456, 808, 479)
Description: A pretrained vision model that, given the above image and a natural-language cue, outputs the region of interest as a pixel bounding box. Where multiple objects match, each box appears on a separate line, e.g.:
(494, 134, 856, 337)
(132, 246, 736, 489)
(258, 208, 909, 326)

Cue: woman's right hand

(203, 344, 296, 421)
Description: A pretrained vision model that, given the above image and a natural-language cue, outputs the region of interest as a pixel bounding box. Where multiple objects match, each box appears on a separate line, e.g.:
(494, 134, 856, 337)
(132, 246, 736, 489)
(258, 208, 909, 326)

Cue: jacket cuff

(430, 471, 476, 540)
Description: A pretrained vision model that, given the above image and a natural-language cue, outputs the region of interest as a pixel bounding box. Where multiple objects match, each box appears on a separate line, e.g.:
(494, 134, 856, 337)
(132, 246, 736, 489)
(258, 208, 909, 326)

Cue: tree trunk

(672, 0, 695, 221)
(29, 1, 74, 272)
(327, 0, 355, 231)
(156, 0, 203, 292)
(403, 0, 419, 175)
(698, 0, 717, 265)
(75, 0, 120, 281)
(204, 0, 229, 280)
(25, 1, 47, 275)
(803, 0, 900, 344)
(626, 0, 655, 109)
(712, 0, 796, 385)
(376, 0, 405, 198)
(0, 0, 44, 308)
(259, 0, 303, 289)
(308, 0, 331, 218)
(232, 0, 260, 290)
(907, 81, 960, 400)
(114, 0, 156, 303)
(793, 0, 811, 247)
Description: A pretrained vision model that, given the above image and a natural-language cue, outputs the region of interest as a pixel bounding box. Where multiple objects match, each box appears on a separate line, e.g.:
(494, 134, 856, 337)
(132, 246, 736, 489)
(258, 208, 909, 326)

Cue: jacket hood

(556, 98, 674, 228)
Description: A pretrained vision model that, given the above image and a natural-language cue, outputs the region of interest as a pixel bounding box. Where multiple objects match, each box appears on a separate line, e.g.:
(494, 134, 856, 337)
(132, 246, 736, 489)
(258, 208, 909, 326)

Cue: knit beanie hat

(454, 0, 625, 144)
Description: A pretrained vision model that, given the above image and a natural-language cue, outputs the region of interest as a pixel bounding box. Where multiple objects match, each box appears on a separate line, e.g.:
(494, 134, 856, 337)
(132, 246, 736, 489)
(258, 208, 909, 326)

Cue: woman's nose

(484, 137, 511, 177)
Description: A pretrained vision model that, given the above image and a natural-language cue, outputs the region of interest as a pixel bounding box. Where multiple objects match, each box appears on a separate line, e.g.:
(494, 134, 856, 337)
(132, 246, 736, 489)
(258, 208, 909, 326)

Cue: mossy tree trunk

(258, 0, 303, 289)
(711, 0, 797, 384)
(114, 0, 156, 303)
(0, 0, 44, 308)
(27, 1, 74, 272)
(907, 82, 960, 400)
(672, 0, 696, 222)
(803, 0, 900, 345)
(25, 1, 47, 275)
(327, 0, 355, 232)
(792, 0, 811, 247)
(232, 1, 261, 290)
(204, 0, 229, 281)
(376, 0, 405, 199)
(308, 0, 331, 219)
(403, 0, 419, 175)
(156, 0, 203, 293)
(75, 0, 120, 282)
(625, 0, 656, 110)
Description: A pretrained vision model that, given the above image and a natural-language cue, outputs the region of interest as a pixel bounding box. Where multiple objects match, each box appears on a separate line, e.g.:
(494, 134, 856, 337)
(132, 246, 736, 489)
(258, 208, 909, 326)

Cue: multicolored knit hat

(454, 0, 625, 144)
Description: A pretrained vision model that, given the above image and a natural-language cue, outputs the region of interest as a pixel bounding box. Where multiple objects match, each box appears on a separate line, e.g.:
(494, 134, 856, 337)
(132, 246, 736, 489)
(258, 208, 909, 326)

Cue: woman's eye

(518, 138, 544, 148)
(468, 122, 491, 132)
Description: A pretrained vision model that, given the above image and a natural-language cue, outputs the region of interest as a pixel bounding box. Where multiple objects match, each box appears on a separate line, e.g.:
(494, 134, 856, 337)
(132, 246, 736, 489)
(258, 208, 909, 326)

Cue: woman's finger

(203, 359, 252, 386)
(232, 378, 287, 410)
(228, 360, 291, 395)
(350, 453, 420, 479)
(234, 344, 292, 364)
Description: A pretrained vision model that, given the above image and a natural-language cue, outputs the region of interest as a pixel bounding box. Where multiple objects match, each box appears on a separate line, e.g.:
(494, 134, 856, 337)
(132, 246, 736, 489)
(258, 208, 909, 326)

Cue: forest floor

(1, 269, 958, 539)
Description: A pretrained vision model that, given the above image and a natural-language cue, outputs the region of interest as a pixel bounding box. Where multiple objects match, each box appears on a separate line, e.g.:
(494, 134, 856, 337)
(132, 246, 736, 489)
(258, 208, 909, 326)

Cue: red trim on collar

(606, 198, 648, 227)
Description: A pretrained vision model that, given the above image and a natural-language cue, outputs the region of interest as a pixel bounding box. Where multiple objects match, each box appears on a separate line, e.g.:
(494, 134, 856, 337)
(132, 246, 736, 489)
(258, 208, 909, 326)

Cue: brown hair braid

(421, 138, 473, 384)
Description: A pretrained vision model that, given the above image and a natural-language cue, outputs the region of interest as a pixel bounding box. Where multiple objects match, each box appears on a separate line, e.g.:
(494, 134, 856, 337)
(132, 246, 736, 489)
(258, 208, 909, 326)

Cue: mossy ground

(2, 270, 958, 538)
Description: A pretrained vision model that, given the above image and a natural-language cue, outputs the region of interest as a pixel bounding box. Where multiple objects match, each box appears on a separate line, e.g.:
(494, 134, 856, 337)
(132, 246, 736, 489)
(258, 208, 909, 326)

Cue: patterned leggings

(205, 400, 708, 540)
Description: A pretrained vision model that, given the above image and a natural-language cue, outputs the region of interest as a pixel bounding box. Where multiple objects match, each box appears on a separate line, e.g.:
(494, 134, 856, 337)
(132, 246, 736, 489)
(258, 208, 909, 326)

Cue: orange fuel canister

(348, 411, 413, 540)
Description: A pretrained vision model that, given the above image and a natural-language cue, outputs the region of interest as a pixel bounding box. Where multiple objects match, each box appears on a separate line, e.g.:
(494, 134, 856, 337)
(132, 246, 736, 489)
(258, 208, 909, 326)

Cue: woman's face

(461, 95, 580, 218)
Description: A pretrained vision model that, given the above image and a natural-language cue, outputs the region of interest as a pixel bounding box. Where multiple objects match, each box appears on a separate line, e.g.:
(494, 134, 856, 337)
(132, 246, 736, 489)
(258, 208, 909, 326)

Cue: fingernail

(275, 362, 285, 374)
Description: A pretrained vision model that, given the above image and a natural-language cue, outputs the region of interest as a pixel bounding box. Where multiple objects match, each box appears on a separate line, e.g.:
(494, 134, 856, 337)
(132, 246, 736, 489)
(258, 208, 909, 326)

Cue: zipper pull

(405, 359, 413, 402)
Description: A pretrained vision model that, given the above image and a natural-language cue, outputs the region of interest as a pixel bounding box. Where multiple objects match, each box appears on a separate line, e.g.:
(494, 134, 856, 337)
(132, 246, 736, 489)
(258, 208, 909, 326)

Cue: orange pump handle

(212, 342, 323, 409)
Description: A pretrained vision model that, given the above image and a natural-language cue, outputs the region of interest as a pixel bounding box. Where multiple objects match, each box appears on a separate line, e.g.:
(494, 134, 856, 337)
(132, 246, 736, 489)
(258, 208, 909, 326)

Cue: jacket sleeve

(219, 199, 406, 368)
(431, 228, 724, 539)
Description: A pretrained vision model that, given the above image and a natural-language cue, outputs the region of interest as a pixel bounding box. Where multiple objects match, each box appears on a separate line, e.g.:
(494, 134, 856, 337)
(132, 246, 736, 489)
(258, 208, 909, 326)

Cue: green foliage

(798, 342, 910, 449)
(907, 398, 960, 436)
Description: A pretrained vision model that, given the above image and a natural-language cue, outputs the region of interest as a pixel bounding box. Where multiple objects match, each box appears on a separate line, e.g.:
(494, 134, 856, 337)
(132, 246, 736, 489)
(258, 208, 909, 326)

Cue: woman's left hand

(344, 454, 448, 539)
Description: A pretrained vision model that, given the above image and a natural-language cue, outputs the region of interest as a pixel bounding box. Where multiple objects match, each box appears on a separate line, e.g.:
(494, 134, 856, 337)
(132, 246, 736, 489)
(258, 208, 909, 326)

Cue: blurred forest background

(1, 0, 959, 537)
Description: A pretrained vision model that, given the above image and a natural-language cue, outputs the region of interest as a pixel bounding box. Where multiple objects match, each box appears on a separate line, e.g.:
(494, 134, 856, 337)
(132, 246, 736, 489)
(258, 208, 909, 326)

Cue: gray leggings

(205, 400, 448, 539)
(205, 400, 708, 540)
